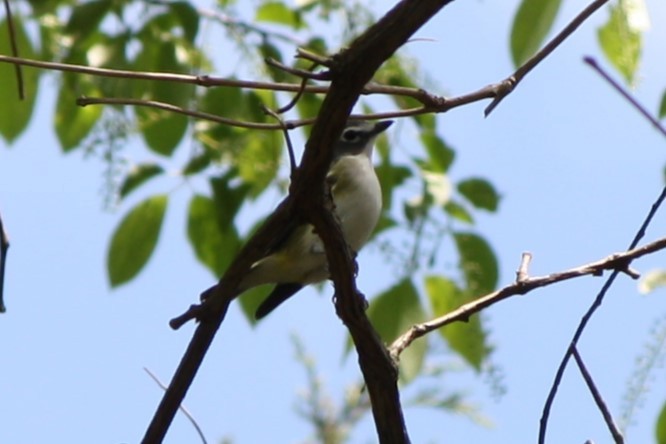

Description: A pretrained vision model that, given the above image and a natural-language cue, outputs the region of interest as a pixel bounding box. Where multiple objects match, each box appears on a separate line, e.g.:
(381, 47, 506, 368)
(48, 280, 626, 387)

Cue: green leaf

(169, 1, 200, 42)
(444, 200, 474, 225)
(0, 17, 40, 143)
(119, 164, 164, 199)
(64, 0, 111, 41)
(256, 2, 303, 29)
(182, 152, 212, 175)
(425, 276, 490, 371)
(236, 107, 282, 196)
(510, 0, 562, 67)
(420, 131, 454, 173)
(187, 194, 241, 276)
(597, 0, 647, 85)
(376, 160, 411, 211)
(658, 90, 666, 119)
(54, 81, 102, 151)
(453, 232, 498, 295)
(135, 41, 192, 155)
(366, 279, 427, 383)
(657, 401, 666, 444)
(210, 174, 251, 231)
(107, 195, 168, 287)
(457, 178, 500, 212)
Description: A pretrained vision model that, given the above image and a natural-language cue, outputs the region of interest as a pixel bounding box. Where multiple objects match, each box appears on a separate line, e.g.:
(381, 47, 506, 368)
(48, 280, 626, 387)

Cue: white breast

(330, 155, 382, 252)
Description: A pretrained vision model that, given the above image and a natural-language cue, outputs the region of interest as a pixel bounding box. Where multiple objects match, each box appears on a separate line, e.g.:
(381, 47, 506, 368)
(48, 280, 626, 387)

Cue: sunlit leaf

(210, 174, 251, 231)
(510, 0, 562, 67)
(365, 278, 427, 383)
(420, 131, 454, 173)
(457, 178, 500, 212)
(187, 194, 241, 276)
(598, 0, 647, 84)
(135, 41, 192, 155)
(107, 195, 168, 287)
(453, 232, 498, 295)
(638, 269, 666, 294)
(256, 1, 303, 29)
(376, 161, 411, 211)
(54, 80, 102, 151)
(422, 170, 452, 206)
(119, 164, 164, 199)
(0, 17, 40, 143)
(444, 200, 474, 225)
(425, 275, 491, 371)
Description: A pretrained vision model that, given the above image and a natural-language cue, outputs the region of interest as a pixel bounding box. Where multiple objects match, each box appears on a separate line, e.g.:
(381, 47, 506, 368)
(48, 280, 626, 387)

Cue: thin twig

(262, 106, 298, 175)
(143, 368, 208, 444)
(0, 212, 9, 313)
(265, 57, 331, 81)
(276, 61, 320, 114)
(572, 347, 625, 443)
(516, 251, 532, 283)
(3, 0, 24, 100)
(538, 46, 666, 443)
(485, 0, 611, 116)
(296, 48, 332, 66)
(584, 57, 666, 139)
(77, 96, 306, 130)
(389, 236, 666, 357)
(538, 185, 666, 444)
(198, 8, 304, 46)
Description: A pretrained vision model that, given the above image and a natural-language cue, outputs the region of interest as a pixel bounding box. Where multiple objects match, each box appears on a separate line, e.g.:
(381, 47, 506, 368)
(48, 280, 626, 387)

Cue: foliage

(0, 0, 662, 441)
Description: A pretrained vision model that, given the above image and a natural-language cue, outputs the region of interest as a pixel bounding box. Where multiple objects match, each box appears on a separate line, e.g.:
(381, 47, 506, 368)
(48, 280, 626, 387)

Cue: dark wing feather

(255, 283, 303, 319)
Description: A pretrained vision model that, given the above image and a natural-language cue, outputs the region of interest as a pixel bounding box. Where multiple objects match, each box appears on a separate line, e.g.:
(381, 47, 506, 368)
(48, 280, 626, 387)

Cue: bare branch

(485, 0, 611, 115)
(262, 106, 298, 176)
(584, 56, 666, 140)
(516, 251, 532, 283)
(0, 212, 9, 313)
(144, 368, 208, 444)
(77, 96, 299, 130)
(265, 56, 331, 81)
(572, 347, 625, 444)
(390, 236, 666, 357)
(539, 185, 666, 444)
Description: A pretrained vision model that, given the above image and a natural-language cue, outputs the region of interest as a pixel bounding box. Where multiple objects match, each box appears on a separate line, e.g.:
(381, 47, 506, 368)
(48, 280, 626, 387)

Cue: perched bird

(238, 119, 393, 319)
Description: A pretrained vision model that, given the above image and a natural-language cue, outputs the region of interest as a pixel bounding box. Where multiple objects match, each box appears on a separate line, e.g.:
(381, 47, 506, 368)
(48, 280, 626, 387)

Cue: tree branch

(0, 212, 9, 313)
(572, 347, 624, 444)
(390, 236, 666, 357)
(539, 184, 666, 444)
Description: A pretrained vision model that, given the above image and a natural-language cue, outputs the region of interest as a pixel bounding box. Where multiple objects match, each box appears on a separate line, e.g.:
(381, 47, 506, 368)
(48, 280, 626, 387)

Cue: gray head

(333, 120, 393, 159)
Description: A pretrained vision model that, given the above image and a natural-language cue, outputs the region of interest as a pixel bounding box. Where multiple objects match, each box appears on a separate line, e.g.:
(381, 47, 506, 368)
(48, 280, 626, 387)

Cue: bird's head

(333, 119, 393, 160)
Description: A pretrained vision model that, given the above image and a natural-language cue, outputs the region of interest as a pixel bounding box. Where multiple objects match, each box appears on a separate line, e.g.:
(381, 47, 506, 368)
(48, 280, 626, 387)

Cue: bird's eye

(341, 129, 360, 142)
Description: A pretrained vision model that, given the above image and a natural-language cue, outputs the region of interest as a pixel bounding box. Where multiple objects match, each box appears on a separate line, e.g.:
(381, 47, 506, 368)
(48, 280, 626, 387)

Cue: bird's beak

(371, 120, 394, 136)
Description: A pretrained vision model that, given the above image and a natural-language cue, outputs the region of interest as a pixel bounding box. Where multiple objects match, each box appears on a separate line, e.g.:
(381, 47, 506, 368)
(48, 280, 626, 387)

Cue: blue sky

(1, 0, 666, 443)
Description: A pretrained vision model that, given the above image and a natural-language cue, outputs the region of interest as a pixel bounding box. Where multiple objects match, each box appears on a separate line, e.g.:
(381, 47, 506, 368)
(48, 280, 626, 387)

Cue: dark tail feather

(255, 283, 303, 319)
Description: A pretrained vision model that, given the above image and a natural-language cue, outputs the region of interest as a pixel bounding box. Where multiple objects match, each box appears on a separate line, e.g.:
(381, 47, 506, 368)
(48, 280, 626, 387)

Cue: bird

(237, 119, 393, 319)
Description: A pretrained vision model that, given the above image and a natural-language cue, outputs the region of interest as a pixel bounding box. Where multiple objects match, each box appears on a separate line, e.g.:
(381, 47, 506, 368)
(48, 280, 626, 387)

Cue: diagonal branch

(572, 347, 624, 443)
(390, 236, 666, 357)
